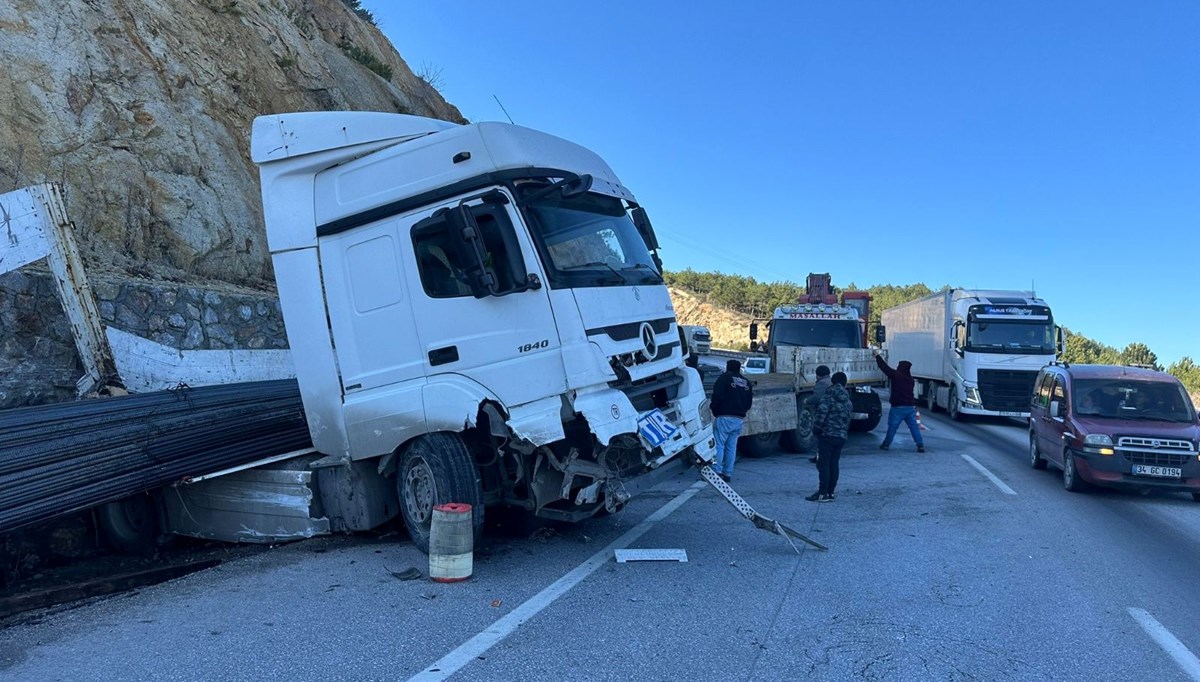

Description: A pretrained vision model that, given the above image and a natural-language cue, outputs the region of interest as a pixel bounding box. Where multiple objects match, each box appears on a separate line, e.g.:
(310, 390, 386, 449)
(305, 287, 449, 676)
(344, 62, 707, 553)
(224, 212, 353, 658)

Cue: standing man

(710, 359, 753, 482)
(807, 365, 832, 464)
(874, 352, 925, 452)
(807, 371, 852, 502)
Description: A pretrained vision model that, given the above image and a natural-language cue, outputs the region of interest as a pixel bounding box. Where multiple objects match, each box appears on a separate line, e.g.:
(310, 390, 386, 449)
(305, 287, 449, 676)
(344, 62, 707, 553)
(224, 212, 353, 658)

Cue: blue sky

(365, 1, 1199, 366)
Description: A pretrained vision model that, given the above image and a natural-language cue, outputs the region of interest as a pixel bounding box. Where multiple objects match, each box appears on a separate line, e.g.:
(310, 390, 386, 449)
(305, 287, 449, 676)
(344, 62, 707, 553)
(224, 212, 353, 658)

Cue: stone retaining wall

(0, 269, 288, 409)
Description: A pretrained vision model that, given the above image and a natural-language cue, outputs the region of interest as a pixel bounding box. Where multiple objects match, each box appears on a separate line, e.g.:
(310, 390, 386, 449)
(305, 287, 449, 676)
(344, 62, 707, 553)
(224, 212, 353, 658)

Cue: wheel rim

(403, 457, 436, 526)
(798, 408, 815, 438)
(949, 393, 959, 418)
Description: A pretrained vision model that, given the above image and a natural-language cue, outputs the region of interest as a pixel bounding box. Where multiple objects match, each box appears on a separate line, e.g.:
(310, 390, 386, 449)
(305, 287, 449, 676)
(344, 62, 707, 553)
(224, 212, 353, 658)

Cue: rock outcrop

(0, 0, 464, 288)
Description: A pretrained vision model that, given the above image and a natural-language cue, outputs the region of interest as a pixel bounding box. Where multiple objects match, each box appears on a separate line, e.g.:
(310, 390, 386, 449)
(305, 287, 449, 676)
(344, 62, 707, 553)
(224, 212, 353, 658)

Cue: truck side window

(413, 228, 473, 298)
(412, 203, 526, 298)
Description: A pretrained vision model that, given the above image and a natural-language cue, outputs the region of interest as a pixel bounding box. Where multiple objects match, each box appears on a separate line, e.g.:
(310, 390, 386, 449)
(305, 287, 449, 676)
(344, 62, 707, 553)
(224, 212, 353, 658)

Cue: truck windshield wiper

(568, 261, 632, 284)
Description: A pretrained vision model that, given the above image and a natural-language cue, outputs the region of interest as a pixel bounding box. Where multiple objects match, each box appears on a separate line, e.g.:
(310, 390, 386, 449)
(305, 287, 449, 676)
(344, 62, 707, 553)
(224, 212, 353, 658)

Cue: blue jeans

(712, 416, 744, 476)
(882, 406, 924, 447)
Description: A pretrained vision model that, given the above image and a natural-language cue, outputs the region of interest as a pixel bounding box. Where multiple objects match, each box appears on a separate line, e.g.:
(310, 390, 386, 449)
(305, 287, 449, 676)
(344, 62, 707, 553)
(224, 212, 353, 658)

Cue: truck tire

(397, 432, 484, 555)
(782, 402, 818, 454)
(948, 389, 965, 421)
(849, 412, 882, 433)
(739, 432, 777, 458)
(848, 392, 883, 433)
(97, 492, 161, 555)
(928, 382, 943, 413)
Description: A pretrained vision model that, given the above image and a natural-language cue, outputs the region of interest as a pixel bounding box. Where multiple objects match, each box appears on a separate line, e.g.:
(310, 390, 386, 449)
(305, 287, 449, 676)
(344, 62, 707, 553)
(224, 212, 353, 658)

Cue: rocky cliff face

(669, 287, 754, 352)
(0, 0, 463, 288)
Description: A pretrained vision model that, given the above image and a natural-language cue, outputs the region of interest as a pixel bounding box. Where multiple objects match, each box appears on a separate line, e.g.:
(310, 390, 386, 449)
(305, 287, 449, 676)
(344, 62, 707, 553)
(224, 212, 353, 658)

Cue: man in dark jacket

(807, 371, 852, 502)
(710, 359, 753, 482)
(875, 352, 925, 452)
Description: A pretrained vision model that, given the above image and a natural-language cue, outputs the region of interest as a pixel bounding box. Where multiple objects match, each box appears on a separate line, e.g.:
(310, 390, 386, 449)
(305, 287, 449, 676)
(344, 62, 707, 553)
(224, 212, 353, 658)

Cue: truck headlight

(854, 386, 873, 393)
(1084, 434, 1113, 447)
(965, 387, 982, 405)
(699, 399, 713, 428)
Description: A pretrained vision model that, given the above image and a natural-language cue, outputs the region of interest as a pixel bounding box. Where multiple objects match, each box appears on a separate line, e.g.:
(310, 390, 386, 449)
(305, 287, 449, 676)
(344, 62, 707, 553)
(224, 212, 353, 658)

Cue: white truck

(880, 289, 1059, 419)
(251, 112, 716, 551)
(680, 325, 711, 355)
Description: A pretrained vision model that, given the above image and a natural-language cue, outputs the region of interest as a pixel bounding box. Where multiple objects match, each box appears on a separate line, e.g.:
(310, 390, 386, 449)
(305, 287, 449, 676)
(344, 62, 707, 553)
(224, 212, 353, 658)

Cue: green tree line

(665, 269, 1199, 395)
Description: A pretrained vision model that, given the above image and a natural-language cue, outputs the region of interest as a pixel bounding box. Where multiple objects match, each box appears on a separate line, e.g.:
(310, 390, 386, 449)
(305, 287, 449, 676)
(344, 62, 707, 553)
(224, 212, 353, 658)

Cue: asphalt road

(3, 408, 1200, 681)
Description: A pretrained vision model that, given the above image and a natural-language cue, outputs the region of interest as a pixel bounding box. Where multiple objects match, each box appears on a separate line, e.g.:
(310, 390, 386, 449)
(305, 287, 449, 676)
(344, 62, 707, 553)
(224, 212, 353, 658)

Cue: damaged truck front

(252, 112, 715, 552)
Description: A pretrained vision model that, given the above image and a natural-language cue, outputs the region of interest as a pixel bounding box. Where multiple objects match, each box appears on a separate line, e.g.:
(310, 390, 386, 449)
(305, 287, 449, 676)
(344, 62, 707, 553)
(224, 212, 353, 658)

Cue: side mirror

(1050, 400, 1062, 418)
(1055, 325, 1064, 355)
(874, 325, 886, 344)
(444, 205, 499, 297)
(630, 206, 660, 251)
(952, 320, 965, 356)
(749, 322, 758, 341)
(445, 203, 532, 298)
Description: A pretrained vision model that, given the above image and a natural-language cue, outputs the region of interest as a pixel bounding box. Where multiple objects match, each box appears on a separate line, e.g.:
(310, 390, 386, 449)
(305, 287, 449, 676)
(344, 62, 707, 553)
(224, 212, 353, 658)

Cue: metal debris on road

(385, 566, 422, 581)
(697, 463, 828, 553)
(614, 548, 688, 563)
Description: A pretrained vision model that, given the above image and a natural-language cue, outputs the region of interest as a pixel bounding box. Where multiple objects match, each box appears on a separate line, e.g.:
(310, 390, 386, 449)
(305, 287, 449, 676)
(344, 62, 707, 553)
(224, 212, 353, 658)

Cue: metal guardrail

(709, 348, 753, 360)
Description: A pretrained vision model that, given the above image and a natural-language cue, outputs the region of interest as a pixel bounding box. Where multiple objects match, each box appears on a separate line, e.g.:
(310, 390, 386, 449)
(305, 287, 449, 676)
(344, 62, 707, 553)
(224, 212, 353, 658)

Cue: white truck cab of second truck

(251, 112, 714, 551)
(881, 289, 1058, 419)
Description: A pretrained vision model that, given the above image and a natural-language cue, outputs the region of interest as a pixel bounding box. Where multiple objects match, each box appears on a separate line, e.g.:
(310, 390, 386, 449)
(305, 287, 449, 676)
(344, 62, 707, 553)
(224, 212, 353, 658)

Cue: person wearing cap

(874, 352, 925, 452)
(806, 365, 833, 463)
(709, 359, 754, 482)
(807, 371, 852, 502)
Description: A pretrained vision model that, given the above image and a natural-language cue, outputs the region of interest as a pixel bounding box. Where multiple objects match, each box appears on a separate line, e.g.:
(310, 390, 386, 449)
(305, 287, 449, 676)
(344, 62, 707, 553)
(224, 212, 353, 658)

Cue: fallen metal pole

(696, 463, 828, 552)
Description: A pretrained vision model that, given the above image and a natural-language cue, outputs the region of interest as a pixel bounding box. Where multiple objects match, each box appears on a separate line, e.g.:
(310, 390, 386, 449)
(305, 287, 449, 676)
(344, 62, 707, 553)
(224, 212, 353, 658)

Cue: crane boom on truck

(879, 289, 1060, 419)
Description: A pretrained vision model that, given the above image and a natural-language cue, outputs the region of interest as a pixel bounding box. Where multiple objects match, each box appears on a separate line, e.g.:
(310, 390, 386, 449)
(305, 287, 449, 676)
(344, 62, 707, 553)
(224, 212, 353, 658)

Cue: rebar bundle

(0, 380, 312, 534)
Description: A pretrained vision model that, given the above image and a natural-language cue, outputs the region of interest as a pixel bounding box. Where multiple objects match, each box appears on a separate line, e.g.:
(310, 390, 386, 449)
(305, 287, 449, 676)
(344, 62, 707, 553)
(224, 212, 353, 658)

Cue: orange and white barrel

(429, 503, 473, 582)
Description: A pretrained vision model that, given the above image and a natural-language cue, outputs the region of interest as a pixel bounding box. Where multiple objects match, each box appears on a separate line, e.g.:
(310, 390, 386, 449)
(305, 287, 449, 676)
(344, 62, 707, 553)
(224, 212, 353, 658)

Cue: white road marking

(1128, 607, 1200, 681)
(407, 480, 708, 682)
(960, 454, 1017, 495)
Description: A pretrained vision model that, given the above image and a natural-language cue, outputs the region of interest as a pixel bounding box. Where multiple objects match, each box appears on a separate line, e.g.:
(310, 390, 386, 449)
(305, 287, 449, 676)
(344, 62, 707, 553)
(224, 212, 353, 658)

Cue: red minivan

(1028, 363, 1200, 500)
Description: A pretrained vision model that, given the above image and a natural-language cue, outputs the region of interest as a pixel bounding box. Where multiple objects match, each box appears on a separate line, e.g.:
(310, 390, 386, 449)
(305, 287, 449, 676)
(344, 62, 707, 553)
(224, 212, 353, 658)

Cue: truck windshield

(519, 186, 663, 290)
(769, 319, 861, 348)
(967, 320, 1055, 354)
(1073, 379, 1196, 423)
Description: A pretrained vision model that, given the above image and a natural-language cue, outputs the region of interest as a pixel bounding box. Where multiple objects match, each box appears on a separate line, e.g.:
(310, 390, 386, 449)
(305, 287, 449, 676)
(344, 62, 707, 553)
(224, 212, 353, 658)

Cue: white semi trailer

(252, 112, 716, 551)
(880, 289, 1059, 420)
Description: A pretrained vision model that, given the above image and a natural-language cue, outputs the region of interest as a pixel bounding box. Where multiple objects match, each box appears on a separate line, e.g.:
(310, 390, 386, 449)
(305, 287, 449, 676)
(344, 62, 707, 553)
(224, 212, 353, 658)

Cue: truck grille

(611, 371, 683, 412)
(1116, 436, 1195, 468)
(977, 370, 1039, 412)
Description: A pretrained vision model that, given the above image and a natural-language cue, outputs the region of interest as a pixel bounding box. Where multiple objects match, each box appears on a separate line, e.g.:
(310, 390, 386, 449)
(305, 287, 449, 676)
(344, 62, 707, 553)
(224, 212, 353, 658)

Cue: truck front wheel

(848, 392, 883, 433)
(782, 402, 818, 454)
(397, 432, 484, 554)
(948, 389, 964, 421)
(739, 432, 777, 458)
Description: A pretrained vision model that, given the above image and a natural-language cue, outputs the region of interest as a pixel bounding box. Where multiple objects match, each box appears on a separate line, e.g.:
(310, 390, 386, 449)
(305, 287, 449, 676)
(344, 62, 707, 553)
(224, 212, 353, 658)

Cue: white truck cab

(251, 112, 714, 551)
(680, 325, 711, 355)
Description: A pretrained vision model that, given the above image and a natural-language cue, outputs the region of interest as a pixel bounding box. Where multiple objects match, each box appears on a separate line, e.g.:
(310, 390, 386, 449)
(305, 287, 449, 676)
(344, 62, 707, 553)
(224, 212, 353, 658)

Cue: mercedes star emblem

(640, 322, 657, 359)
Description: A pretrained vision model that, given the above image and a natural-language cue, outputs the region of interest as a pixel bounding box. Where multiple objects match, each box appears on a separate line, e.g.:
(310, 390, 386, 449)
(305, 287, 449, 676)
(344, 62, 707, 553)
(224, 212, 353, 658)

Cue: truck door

(404, 192, 566, 406)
